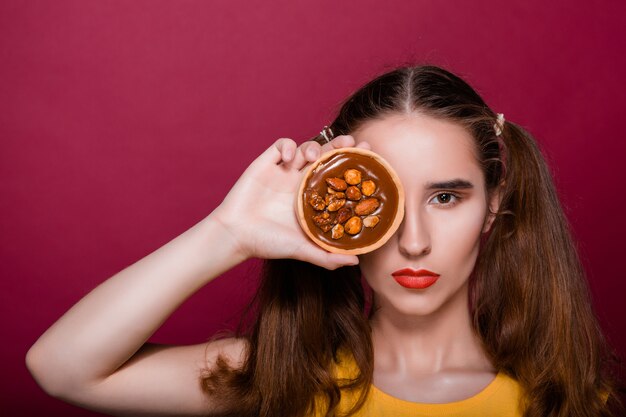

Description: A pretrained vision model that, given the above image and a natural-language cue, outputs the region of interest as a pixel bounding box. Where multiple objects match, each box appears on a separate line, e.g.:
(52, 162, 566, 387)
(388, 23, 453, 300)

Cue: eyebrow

(424, 179, 475, 190)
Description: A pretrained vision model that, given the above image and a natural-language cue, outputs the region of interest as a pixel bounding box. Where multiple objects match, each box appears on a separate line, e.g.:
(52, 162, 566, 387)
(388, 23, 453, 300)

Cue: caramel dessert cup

(296, 147, 405, 255)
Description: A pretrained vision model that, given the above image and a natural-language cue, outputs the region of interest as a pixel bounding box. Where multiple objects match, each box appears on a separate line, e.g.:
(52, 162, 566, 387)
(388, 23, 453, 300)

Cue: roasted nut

(325, 192, 345, 205)
(327, 197, 346, 212)
(345, 186, 362, 201)
(331, 224, 344, 239)
(363, 215, 380, 228)
(354, 197, 380, 216)
(361, 180, 376, 196)
(307, 190, 326, 210)
(313, 212, 332, 232)
(326, 177, 347, 191)
(335, 207, 353, 224)
(344, 169, 362, 185)
(344, 216, 363, 235)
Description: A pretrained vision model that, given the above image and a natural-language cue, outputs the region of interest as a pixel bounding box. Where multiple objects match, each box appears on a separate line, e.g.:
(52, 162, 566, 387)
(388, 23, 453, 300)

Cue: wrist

(200, 210, 250, 265)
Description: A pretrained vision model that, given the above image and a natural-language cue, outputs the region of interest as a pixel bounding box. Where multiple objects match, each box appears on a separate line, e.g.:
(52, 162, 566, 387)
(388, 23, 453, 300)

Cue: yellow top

(313, 349, 525, 417)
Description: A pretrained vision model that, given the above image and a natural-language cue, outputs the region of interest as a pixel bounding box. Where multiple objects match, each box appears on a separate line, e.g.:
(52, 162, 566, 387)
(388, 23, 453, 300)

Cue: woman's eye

(430, 193, 460, 207)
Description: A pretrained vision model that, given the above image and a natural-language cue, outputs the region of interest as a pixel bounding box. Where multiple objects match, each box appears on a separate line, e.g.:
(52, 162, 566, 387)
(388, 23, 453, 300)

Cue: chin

(373, 278, 473, 319)
(376, 291, 446, 317)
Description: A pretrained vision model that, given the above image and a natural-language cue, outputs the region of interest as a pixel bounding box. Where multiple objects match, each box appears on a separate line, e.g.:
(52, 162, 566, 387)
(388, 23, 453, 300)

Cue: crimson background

(2, 1, 625, 415)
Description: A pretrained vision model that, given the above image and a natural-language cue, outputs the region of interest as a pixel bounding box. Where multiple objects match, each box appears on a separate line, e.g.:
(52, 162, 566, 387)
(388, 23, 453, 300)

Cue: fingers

(282, 141, 321, 171)
(283, 135, 359, 171)
(275, 138, 298, 163)
(293, 244, 360, 270)
(319, 134, 355, 154)
(267, 135, 370, 171)
(256, 138, 298, 166)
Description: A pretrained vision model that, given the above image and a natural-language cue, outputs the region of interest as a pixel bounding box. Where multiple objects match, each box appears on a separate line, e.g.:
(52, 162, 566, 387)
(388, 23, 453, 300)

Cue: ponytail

(472, 121, 625, 417)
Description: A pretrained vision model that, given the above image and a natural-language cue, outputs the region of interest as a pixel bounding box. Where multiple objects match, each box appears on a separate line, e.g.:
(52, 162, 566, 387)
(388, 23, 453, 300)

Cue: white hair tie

(494, 113, 505, 136)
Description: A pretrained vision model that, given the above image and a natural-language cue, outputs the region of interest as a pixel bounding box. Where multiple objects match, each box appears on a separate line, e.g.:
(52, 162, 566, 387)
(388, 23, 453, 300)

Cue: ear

(482, 181, 505, 234)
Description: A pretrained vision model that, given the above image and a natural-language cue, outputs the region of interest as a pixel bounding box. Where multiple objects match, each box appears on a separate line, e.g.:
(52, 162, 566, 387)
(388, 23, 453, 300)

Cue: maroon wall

(2, 1, 625, 414)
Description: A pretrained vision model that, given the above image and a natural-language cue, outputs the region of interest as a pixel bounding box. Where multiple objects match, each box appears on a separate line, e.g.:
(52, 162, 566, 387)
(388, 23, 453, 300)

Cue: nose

(397, 203, 432, 258)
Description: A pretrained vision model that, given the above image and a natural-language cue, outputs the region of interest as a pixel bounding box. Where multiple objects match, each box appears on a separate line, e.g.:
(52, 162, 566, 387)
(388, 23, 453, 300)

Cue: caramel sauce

(302, 152, 400, 250)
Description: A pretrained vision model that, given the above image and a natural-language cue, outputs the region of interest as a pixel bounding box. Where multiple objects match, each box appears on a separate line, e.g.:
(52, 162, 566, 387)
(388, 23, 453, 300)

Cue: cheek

(432, 201, 486, 259)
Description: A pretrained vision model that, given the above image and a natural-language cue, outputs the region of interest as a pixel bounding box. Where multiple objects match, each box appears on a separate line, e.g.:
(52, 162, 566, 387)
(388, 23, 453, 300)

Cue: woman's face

(353, 112, 499, 318)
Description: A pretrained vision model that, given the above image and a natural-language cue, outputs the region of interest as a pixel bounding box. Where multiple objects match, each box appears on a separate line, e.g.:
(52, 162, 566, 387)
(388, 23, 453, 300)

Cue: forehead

(352, 113, 484, 189)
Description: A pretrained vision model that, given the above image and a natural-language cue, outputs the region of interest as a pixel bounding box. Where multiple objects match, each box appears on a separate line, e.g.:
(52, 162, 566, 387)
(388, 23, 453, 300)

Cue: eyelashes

(429, 192, 462, 208)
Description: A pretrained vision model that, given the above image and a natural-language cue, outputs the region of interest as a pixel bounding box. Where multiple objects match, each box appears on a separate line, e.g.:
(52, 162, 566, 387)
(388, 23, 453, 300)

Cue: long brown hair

(200, 65, 624, 416)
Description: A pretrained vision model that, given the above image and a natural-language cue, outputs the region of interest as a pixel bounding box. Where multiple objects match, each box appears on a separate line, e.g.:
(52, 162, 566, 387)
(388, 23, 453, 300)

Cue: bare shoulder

(56, 337, 249, 417)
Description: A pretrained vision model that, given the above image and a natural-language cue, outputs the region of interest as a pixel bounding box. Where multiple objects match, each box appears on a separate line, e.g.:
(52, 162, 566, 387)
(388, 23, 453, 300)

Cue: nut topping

(344, 216, 363, 235)
(363, 215, 380, 228)
(361, 180, 376, 196)
(326, 196, 346, 212)
(308, 190, 326, 211)
(344, 169, 362, 185)
(304, 161, 391, 244)
(325, 177, 347, 191)
(331, 224, 345, 239)
(313, 212, 332, 232)
(354, 198, 380, 216)
(325, 192, 345, 205)
(335, 207, 353, 224)
(345, 186, 362, 201)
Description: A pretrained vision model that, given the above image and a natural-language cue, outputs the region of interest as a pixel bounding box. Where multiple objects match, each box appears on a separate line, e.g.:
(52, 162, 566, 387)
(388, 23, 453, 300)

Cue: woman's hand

(211, 135, 370, 270)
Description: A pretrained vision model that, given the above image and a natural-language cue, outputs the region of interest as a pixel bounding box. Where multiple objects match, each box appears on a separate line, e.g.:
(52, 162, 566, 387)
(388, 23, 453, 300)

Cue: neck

(369, 282, 494, 375)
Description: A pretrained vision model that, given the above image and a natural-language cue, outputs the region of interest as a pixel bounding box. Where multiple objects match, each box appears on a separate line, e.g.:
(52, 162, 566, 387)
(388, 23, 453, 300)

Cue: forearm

(26, 213, 247, 389)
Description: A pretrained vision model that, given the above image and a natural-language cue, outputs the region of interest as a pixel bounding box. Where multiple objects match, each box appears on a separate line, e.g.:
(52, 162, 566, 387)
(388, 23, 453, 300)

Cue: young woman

(26, 65, 623, 416)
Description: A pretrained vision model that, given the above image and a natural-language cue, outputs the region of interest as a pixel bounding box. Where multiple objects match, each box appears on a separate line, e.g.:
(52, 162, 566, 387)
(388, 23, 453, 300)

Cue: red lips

(391, 268, 440, 289)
